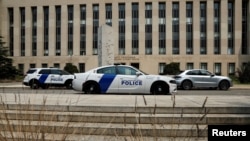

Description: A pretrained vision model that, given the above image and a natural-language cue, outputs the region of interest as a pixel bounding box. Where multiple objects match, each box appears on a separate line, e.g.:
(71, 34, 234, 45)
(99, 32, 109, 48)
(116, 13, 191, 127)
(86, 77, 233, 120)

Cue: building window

(8, 8, 14, 56)
(159, 63, 166, 74)
(242, 0, 248, 54)
(80, 5, 86, 55)
(42, 63, 48, 68)
(186, 63, 193, 70)
(18, 64, 24, 75)
(55, 6, 61, 56)
(93, 4, 99, 55)
(43, 6, 49, 56)
(79, 63, 85, 72)
(214, 2, 220, 54)
(200, 2, 207, 54)
(172, 2, 179, 54)
(132, 3, 139, 55)
(159, 2, 166, 55)
(106, 4, 112, 26)
(119, 3, 125, 55)
(68, 5, 74, 56)
(145, 3, 152, 55)
(30, 64, 36, 68)
(200, 63, 207, 70)
(54, 63, 60, 68)
(228, 2, 234, 54)
(228, 63, 235, 75)
(131, 63, 139, 69)
(31, 7, 37, 56)
(214, 63, 221, 75)
(20, 7, 25, 56)
(186, 2, 193, 55)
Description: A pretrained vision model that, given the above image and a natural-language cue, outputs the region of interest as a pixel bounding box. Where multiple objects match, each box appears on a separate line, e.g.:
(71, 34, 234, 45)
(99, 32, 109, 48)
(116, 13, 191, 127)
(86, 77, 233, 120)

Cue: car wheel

(219, 80, 229, 90)
(151, 82, 169, 95)
(182, 80, 192, 90)
(83, 82, 100, 94)
(30, 80, 39, 89)
(65, 80, 73, 89)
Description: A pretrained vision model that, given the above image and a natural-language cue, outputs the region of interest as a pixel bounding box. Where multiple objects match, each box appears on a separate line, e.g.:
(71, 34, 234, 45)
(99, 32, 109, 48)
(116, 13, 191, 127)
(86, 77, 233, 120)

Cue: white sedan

(72, 65, 177, 95)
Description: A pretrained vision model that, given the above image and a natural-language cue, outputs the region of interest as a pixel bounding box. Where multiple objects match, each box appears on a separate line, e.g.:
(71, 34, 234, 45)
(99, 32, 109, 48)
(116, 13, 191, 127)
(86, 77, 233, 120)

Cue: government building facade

(0, 0, 249, 76)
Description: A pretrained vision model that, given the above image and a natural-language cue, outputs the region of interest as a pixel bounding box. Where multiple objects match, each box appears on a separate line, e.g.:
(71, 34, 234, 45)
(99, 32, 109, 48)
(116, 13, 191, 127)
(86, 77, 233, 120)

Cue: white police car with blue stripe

(23, 68, 74, 89)
(72, 65, 177, 95)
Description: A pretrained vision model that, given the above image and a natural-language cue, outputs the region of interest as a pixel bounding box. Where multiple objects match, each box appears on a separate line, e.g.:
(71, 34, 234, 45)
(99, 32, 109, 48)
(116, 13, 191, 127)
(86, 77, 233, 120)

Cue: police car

(72, 65, 177, 95)
(23, 68, 74, 89)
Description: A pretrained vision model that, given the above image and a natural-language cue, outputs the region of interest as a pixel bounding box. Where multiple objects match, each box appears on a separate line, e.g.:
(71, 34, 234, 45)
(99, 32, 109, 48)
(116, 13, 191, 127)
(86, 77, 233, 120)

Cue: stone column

(220, 0, 228, 55)
(193, 0, 200, 56)
(98, 25, 114, 66)
(48, 5, 55, 57)
(37, 6, 43, 57)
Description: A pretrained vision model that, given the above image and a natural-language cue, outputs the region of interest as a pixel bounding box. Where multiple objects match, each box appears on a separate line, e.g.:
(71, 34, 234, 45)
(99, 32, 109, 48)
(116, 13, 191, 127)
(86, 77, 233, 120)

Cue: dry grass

(0, 91, 208, 141)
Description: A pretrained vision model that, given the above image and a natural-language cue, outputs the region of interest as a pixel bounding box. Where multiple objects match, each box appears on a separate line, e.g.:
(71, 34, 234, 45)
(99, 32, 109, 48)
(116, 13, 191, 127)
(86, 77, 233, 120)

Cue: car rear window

(39, 69, 51, 74)
(26, 69, 37, 74)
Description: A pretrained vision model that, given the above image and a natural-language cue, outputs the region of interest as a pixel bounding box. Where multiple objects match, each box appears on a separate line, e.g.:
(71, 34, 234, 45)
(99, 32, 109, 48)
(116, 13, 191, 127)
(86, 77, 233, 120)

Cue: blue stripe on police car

(98, 74, 116, 93)
(39, 74, 49, 84)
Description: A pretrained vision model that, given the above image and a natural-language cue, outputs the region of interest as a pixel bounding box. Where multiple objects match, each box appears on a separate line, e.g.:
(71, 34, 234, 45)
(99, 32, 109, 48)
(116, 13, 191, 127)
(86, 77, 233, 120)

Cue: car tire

(83, 82, 100, 94)
(65, 80, 73, 89)
(30, 80, 39, 89)
(182, 80, 192, 90)
(219, 80, 229, 90)
(151, 82, 169, 95)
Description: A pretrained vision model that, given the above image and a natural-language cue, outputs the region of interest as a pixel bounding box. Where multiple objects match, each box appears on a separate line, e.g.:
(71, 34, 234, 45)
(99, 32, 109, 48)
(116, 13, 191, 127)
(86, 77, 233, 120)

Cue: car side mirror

(136, 72, 142, 76)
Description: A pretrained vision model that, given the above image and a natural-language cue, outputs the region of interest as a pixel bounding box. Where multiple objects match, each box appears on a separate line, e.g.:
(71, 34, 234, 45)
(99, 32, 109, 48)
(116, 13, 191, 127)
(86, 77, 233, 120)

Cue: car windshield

(137, 69, 148, 75)
(129, 66, 148, 75)
(61, 70, 71, 75)
(200, 70, 213, 75)
(175, 71, 184, 75)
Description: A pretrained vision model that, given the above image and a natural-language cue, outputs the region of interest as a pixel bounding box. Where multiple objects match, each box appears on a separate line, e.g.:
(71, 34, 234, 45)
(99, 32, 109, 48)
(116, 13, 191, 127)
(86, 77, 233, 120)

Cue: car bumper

(72, 79, 83, 92)
(169, 84, 178, 94)
(23, 82, 29, 86)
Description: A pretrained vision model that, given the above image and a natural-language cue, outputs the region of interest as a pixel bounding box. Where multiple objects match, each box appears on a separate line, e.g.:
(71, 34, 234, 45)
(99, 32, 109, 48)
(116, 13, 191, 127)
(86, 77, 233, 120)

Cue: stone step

(1, 104, 250, 140)
(1, 110, 250, 124)
(0, 131, 208, 141)
(0, 120, 208, 137)
(2, 104, 250, 114)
